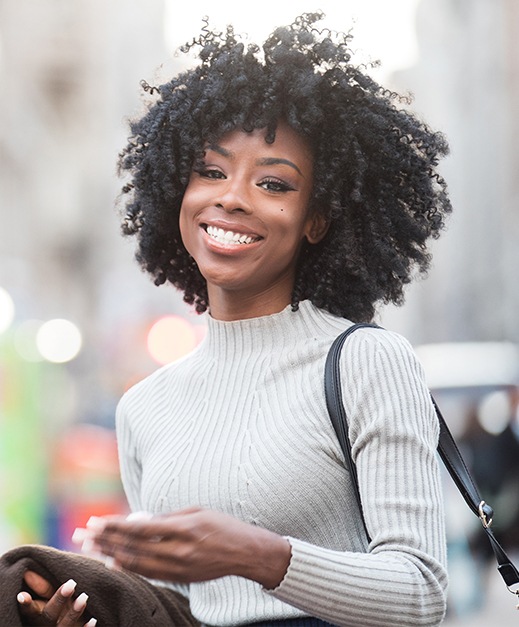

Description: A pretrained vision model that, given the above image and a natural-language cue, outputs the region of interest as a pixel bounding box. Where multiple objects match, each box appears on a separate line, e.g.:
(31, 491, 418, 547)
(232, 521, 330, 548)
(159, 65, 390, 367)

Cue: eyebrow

(256, 157, 303, 177)
(205, 145, 304, 177)
(206, 144, 232, 158)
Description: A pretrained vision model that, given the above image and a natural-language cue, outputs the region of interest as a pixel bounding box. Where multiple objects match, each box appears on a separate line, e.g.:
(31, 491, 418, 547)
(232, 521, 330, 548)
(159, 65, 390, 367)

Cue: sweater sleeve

(268, 328, 448, 627)
(115, 394, 144, 513)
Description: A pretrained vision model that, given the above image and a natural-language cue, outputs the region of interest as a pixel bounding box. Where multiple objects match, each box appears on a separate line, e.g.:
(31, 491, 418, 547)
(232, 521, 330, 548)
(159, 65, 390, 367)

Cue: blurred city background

(0, 0, 518, 623)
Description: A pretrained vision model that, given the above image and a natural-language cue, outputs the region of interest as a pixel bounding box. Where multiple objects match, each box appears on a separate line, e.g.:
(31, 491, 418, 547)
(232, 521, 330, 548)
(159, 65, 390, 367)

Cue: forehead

(207, 123, 313, 169)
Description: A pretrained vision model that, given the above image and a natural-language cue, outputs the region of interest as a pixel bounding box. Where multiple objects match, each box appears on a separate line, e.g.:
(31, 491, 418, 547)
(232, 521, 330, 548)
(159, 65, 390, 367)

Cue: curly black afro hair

(118, 12, 451, 322)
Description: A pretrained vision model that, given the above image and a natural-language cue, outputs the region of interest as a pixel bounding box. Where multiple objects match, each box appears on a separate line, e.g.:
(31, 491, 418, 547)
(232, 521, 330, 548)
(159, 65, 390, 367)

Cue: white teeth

(206, 225, 258, 246)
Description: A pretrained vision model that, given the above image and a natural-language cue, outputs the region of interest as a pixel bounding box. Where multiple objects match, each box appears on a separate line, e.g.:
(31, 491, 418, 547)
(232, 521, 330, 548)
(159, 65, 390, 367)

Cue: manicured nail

(81, 538, 95, 554)
(86, 516, 105, 531)
(73, 592, 88, 611)
(126, 511, 153, 521)
(104, 555, 120, 571)
(85, 619, 97, 626)
(61, 579, 77, 597)
(72, 527, 89, 544)
(17, 592, 26, 604)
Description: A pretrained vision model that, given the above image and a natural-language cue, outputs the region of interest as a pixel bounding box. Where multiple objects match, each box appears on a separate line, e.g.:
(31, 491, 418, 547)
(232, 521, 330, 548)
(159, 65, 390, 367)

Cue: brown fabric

(0, 544, 200, 626)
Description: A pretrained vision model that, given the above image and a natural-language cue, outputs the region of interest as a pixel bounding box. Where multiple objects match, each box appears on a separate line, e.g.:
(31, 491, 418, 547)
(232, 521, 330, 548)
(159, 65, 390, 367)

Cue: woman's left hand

(17, 571, 95, 626)
(80, 507, 291, 589)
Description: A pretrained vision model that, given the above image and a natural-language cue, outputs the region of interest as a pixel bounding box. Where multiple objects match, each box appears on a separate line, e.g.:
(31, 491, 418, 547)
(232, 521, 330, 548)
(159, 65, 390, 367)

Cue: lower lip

(202, 229, 262, 255)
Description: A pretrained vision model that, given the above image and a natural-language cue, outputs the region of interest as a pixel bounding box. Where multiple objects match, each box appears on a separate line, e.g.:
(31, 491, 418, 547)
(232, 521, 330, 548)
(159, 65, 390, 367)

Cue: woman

(16, 12, 451, 627)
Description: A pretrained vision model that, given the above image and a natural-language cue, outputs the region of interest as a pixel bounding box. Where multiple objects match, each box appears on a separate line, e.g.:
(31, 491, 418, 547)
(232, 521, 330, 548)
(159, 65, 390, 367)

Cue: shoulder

(116, 345, 205, 417)
(298, 304, 420, 374)
(340, 327, 427, 389)
(338, 324, 418, 368)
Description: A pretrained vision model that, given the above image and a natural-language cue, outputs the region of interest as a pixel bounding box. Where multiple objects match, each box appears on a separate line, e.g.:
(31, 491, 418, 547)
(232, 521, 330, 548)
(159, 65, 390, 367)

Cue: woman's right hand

(17, 570, 96, 626)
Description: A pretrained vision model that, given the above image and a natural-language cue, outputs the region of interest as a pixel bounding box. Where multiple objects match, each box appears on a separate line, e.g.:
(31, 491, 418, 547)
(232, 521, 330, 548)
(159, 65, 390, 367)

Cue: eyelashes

(258, 178, 296, 193)
(194, 168, 296, 193)
(195, 167, 225, 180)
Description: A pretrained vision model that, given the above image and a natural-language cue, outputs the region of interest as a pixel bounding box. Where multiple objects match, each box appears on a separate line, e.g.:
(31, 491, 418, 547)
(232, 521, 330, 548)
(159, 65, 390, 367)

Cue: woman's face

(179, 122, 325, 319)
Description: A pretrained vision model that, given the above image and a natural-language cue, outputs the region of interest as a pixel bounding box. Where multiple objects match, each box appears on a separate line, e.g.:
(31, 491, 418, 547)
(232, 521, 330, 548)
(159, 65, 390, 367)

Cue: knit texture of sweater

(116, 300, 448, 627)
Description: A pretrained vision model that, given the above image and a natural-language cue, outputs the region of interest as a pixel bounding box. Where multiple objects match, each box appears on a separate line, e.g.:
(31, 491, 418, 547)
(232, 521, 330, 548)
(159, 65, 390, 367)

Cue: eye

(259, 178, 296, 193)
(195, 167, 226, 180)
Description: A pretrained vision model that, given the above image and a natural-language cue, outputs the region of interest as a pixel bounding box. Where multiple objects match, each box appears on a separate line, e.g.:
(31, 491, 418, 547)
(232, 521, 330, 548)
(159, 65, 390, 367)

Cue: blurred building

(0, 0, 191, 418)
(0, 0, 182, 547)
(383, 0, 519, 345)
(0, 0, 161, 315)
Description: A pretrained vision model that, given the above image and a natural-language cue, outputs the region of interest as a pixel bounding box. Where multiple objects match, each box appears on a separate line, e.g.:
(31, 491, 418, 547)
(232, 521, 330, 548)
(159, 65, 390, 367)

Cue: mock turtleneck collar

(199, 300, 347, 356)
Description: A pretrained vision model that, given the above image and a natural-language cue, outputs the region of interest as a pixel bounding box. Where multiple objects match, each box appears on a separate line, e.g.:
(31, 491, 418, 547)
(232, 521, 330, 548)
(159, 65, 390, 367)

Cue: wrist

(240, 526, 292, 589)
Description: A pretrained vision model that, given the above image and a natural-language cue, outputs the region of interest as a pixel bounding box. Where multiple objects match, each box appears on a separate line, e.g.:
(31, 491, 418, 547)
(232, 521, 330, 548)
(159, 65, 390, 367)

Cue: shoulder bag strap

(324, 323, 519, 600)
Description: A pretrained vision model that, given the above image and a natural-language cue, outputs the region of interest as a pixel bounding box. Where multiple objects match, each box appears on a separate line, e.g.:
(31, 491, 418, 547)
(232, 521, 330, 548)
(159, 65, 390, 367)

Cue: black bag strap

(324, 322, 519, 600)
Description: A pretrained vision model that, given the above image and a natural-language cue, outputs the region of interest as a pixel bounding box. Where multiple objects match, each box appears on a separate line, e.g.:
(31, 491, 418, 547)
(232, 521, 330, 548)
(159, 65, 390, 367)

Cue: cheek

(178, 202, 192, 251)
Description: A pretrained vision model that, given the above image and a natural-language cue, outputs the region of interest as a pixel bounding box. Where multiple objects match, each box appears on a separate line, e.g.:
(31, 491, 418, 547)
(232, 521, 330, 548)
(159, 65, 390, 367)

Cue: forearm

(269, 537, 447, 627)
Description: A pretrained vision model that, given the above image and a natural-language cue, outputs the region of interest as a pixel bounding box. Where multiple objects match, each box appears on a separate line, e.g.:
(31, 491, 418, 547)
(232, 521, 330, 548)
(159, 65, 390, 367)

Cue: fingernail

(85, 619, 97, 626)
(104, 555, 120, 571)
(72, 527, 89, 544)
(126, 510, 153, 521)
(61, 579, 77, 597)
(17, 592, 26, 604)
(86, 516, 105, 531)
(81, 538, 95, 554)
(73, 592, 88, 611)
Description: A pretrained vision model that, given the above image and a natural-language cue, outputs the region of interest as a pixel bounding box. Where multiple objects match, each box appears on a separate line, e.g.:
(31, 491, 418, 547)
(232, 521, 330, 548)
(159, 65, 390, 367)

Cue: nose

(214, 178, 252, 214)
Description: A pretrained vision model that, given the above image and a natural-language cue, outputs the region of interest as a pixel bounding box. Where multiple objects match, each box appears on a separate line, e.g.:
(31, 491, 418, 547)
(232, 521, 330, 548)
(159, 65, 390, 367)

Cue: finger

(84, 513, 128, 534)
(92, 523, 175, 563)
(17, 591, 43, 618)
(54, 592, 90, 627)
(87, 524, 175, 575)
(92, 533, 148, 570)
(99, 547, 182, 581)
(23, 570, 56, 599)
(17, 593, 54, 625)
(87, 507, 202, 539)
(125, 511, 154, 522)
(38, 579, 78, 623)
(89, 514, 192, 544)
(72, 527, 104, 559)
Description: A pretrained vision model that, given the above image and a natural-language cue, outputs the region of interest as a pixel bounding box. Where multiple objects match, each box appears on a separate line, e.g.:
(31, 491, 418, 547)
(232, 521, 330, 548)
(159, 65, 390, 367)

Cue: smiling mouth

(204, 225, 262, 246)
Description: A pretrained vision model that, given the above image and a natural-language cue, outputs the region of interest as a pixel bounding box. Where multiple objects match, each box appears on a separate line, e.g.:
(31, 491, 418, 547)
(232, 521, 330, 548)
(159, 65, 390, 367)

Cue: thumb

(23, 570, 56, 599)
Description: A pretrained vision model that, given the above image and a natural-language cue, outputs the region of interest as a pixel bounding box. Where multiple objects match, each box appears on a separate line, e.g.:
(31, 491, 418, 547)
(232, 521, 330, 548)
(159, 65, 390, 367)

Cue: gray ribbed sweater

(116, 301, 447, 627)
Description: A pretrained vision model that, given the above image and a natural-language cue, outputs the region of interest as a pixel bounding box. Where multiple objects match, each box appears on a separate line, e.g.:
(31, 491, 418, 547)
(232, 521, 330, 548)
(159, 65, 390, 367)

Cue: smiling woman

(12, 11, 453, 627)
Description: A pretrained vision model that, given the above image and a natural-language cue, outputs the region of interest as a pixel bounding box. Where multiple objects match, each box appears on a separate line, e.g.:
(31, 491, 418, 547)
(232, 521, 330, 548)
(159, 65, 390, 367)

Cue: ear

(304, 211, 329, 244)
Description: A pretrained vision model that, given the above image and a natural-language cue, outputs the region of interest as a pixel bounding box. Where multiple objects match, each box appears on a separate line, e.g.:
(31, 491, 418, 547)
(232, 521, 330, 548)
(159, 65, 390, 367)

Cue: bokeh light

(36, 319, 83, 363)
(147, 315, 198, 365)
(478, 390, 511, 435)
(0, 286, 15, 334)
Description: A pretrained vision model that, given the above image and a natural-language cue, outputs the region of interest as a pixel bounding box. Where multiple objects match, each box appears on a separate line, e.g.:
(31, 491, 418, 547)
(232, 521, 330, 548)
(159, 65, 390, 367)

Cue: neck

(207, 286, 293, 321)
